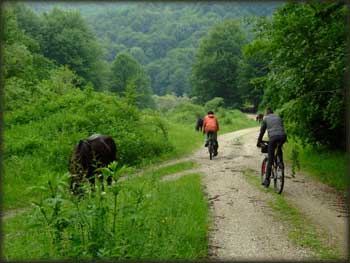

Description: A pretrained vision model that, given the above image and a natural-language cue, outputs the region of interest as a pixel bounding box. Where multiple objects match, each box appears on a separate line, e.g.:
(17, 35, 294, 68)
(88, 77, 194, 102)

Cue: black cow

(69, 134, 117, 193)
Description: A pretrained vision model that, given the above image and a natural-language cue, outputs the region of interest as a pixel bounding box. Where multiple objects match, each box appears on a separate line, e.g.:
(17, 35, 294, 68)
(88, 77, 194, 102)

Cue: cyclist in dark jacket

(257, 108, 287, 187)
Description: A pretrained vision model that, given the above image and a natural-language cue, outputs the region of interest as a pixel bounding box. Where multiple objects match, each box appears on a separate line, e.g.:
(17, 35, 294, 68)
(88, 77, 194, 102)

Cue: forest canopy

(3, 1, 347, 149)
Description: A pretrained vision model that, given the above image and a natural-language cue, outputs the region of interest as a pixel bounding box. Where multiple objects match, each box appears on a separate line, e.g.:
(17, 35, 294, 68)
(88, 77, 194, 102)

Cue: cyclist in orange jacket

(203, 110, 219, 156)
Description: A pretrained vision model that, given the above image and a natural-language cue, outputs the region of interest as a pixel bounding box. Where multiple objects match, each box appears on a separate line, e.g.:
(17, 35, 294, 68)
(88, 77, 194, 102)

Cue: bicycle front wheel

(274, 165, 284, 194)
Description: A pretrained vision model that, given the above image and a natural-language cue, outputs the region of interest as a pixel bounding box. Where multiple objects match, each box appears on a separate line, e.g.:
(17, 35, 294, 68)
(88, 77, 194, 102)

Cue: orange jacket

(203, 114, 219, 132)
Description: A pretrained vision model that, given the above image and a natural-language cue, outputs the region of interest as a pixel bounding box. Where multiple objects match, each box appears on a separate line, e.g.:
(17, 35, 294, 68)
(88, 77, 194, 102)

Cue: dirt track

(185, 126, 347, 260)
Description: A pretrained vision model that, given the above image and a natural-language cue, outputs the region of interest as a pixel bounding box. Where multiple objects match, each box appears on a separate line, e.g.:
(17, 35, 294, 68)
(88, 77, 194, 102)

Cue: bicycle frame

(207, 132, 215, 160)
(260, 140, 285, 194)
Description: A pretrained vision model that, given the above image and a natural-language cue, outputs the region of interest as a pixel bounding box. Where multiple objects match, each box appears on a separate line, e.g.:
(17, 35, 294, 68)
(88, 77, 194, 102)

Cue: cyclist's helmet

(266, 107, 273, 114)
(208, 110, 214, 115)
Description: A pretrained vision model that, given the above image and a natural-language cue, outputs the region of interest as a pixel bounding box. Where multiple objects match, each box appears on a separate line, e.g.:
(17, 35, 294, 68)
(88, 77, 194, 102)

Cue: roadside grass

(159, 121, 204, 160)
(4, 163, 208, 260)
(284, 139, 346, 192)
(144, 161, 198, 180)
(243, 169, 342, 260)
(216, 108, 258, 133)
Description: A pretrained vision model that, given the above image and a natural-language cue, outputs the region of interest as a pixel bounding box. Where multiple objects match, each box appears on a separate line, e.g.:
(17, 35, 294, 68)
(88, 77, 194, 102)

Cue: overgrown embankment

(4, 86, 255, 260)
(284, 139, 346, 193)
(4, 161, 209, 260)
(4, 86, 255, 211)
(4, 86, 171, 210)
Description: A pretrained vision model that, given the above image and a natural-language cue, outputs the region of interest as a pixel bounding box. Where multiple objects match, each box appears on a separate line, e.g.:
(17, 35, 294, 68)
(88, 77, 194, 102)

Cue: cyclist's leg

(213, 132, 218, 153)
(266, 138, 278, 181)
(205, 132, 209, 147)
(206, 131, 213, 147)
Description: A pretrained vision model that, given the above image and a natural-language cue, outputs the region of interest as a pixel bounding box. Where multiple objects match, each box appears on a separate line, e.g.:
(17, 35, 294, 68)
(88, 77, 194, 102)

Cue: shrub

(204, 97, 224, 112)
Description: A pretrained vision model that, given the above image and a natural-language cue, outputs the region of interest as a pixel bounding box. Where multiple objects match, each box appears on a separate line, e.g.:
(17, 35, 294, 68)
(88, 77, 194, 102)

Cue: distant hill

(27, 2, 282, 96)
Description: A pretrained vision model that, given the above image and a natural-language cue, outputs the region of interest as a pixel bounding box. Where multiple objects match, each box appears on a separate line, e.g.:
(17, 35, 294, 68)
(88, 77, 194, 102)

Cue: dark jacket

(257, 113, 286, 143)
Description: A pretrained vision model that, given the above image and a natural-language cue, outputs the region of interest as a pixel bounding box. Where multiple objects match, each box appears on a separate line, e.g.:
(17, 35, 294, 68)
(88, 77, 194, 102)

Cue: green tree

(251, 2, 346, 148)
(191, 20, 247, 106)
(2, 6, 54, 87)
(11, 3, 44, 52)
(110, 53, 153, 108)
(39, 8, 105, 89)
(128, 46, 148, 65)
(237, 39, 269, 111)
(110, 53, 140, 93)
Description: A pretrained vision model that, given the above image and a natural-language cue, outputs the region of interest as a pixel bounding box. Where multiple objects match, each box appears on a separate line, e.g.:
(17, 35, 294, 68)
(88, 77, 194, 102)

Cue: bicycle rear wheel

(261, 157, 268, 185)
(209, 141, 213, 160)
(273, 161, 284, 194)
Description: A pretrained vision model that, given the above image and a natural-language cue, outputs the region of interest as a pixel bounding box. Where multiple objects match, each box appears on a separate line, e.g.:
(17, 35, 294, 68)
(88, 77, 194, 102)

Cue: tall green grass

(284, 139, 346, 192)
(4, 163, 208, 260)
(216, 108, 257, 133)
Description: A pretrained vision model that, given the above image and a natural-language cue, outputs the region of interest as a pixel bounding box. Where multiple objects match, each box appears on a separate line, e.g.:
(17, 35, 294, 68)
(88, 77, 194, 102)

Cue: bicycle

(207, 131, 216, 160)
(259, 140, 285, 194)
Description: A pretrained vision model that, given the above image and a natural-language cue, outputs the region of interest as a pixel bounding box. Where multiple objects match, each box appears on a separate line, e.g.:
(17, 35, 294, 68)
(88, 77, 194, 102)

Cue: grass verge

(284, 139, 346, 192)
(144, 160, 198, 180)
(243, 168, 342, 260)
(4, 162, 208, 260)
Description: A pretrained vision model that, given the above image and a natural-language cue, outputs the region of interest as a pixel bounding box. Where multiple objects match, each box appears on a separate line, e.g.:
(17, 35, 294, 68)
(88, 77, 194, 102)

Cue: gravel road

(189, 126, 347, 260)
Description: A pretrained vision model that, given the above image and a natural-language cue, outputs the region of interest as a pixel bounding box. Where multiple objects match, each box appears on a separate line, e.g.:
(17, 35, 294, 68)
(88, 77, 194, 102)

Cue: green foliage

(191, 20, 247, 106)
(5, 2, 282, 100)
(4, 66, 78, 111)
(2, 5, 51, 87)
(290, 147, 300, 178)
(284, 138, 346, 192)
(3, 3, 110, 93)
(128, 46, 147, 65)
(39, 8, 106, 88)
(4, 91, 255, 212)
(3, 85, 171, 209)
(237, 38, 269, 110)
(110, 52, 154, 109)
(216, 109, 257, 133)
(152, 94, 192, 112)
(147, 48, 195, 96)
(204, 97, 224, 112)
(4, 164, 208, 260)
(28, 2, 279, 97)
(168, 101, 205, 125)
(250, 3, 346, 148)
